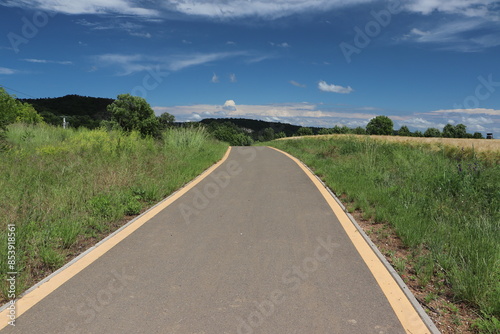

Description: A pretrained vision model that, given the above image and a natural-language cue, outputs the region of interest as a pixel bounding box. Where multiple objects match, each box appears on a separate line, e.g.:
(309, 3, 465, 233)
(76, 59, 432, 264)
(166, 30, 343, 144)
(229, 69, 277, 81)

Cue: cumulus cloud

(222, 100, 237, 111)
(318, 80, 354, 94)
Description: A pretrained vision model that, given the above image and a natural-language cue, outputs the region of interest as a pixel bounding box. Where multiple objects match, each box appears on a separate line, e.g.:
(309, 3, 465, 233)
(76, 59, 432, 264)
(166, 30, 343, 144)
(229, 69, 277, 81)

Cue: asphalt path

(1, 146, 433, 333)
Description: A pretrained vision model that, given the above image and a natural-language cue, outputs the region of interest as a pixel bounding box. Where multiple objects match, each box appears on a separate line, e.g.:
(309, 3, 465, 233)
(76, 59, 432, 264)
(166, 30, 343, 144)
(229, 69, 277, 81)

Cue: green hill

(20, 95, 114, 129)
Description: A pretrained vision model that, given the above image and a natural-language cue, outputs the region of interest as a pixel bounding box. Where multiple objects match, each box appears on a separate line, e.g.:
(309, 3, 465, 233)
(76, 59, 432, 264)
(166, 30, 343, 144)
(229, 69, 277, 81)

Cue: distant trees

(107, 94, 160, 137)
(443, 123, 469, 138)
(398, 126, 411, 137)
(318, 128, 333, 135)
(366, 115, 393, 135)
(275, 131, 286, 139)
(424, 128, 441, 137)
(157, 112, 175, 129)
(260, 127, 275, 141)
(208, 122, 253, 146)
(296, 127, 313, 136)
(472, 132, 484, 139)
(352, 126, 366, 135)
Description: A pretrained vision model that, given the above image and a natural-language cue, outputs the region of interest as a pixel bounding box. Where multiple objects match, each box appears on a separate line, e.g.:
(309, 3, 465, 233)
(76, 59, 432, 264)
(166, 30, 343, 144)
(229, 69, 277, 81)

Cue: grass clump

(0, 123, 228, 301)
(267, 136, 499, 329)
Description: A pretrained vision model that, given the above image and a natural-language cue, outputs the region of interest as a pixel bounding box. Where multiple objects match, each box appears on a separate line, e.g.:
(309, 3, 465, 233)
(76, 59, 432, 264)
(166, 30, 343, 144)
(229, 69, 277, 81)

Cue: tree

(107, 94, 160, 137)
(424, 128, 441, 137)
(260, 127, 275, 141)
(472, 132, 484, 139)
(398, 125, 411, 136)
(297, 127, 313, 136)
(352, 126, 366, 135)
(455, 124, 467, 138)
(339, 126, 350, 134)
(366, 116, 393, 135)
(318, 128, 333, 135)
(0, 87, 19, 134)
(209, 122, 253, 146)
(157, 112, 175, 130)
(442, 124, 456, 138)
(275, 131, 286, 139)
(16, 102, 43, 125)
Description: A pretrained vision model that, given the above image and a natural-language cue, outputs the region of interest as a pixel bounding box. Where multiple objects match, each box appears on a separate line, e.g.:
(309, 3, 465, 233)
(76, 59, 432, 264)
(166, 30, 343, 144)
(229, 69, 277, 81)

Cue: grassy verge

(0, 124, 228, 302)
(266, 136, 499, 332)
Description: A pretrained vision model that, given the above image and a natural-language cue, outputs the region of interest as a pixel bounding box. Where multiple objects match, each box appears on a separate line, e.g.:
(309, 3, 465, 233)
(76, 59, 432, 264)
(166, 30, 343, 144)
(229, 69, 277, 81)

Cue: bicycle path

(1, 146, 436, 333)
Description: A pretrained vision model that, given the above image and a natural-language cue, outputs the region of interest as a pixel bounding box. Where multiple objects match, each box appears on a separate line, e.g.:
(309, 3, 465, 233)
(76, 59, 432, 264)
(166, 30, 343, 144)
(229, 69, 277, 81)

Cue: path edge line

(0, 146, 232, 329)
(268, 146, 440, 334)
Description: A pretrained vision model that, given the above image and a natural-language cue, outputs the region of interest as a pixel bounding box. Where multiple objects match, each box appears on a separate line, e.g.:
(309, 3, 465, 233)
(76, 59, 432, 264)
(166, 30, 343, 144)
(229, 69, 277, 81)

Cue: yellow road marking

(269, 146, 431, 334)
(0, 147, 232, 329)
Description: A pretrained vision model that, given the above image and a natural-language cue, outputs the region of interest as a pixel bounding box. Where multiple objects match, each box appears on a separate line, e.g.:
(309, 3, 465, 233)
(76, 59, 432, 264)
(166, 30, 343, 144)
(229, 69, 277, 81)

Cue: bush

(296, 127, 313, 136)
(209, 122, 253, 146)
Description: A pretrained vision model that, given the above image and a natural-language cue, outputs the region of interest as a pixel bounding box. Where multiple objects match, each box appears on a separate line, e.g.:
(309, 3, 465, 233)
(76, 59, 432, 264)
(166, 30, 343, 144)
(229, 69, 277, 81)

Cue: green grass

(0, 123, 228, 301)
(265, 136, 499, 328)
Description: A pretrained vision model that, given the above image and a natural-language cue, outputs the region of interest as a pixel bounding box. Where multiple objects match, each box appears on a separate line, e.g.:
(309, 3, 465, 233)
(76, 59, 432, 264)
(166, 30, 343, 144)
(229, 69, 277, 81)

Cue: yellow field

(283, 134, 500, 152)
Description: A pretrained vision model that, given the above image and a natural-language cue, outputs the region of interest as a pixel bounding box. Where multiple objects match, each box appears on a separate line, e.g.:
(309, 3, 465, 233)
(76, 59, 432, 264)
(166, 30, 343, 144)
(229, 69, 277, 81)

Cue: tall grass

(267, 137, 499, 322)
(0, 123, 228, 301)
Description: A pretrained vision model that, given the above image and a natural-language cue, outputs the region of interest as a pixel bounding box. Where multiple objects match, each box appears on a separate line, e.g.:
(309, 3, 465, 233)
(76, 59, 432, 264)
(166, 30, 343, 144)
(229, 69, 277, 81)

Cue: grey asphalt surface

(2, 146, 407, 333)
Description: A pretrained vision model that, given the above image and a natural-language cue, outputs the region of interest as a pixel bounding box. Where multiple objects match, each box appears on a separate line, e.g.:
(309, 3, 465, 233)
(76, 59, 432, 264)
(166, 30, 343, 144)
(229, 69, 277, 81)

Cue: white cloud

(290, 80, 306, 88)
(0, 67, 16, 75)
(130, 32, 151, 38)
(318, 80, 354, 94)
(405, 0, 497, 17)
(270, 42, 290, 48)
(229, 73, 237, 83)
(1, 0, 158, 16)
(153, 101, 378, 125)
(211, 73, 220, 83)
(22, 58, 73, 65)
(94, 51, 250, 75)
(425, 108, 500, 116)
(168, 52, 246, 71)
(223, 100, 237, 111)
(164, 0, 373, 19)
(153, 101, 500, 134)
(402, 19, 500, 51)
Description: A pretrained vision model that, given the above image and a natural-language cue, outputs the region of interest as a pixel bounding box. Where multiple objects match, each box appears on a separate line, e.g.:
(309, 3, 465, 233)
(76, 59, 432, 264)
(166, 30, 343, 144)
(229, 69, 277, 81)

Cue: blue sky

(0, 0, 499, 134)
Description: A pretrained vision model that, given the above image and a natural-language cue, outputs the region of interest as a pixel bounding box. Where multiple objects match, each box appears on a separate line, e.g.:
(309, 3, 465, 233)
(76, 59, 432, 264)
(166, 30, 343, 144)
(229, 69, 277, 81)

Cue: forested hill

(200, 118, 322, 137)
(20, 95, 114, 129)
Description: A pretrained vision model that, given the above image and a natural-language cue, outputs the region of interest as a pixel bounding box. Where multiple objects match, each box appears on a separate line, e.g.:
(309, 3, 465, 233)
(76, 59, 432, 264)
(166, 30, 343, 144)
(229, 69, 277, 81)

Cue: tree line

(1, 89, 487, 147)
